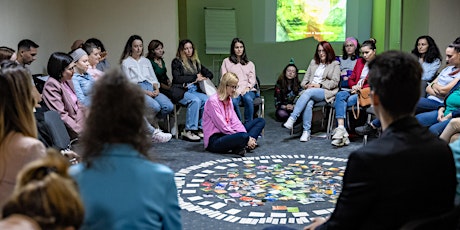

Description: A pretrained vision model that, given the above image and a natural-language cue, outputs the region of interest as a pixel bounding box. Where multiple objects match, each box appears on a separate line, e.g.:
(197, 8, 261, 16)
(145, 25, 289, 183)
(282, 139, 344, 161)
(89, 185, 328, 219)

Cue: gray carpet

(149, 89, 368, 230)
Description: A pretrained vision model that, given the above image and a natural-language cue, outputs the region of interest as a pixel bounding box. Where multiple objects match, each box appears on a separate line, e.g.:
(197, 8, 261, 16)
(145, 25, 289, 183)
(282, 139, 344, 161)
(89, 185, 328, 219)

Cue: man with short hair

(16, 39, 39, 69)
(305, 51, 457, 230)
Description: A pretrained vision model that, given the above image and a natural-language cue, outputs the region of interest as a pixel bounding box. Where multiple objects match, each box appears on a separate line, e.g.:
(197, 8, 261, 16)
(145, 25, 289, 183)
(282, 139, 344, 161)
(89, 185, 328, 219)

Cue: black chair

(43, 110, 78, 150)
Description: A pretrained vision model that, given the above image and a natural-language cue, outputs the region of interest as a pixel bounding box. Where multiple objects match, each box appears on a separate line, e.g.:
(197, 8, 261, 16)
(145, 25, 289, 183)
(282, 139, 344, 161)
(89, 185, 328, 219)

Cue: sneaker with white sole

(194, 130, 204, 138)
(331, 136, 351, 147)
(331, 126, 348, 140)
(182, 130, 201, 141)
(152, 129, 172, 143)
(283, 117, 296, 129)
(300, 131, 310, 142)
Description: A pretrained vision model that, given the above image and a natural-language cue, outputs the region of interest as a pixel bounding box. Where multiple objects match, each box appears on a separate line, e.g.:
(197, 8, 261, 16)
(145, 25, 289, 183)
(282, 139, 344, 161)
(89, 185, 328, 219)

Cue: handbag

(352, 87, 371, 119)
(199, 78, 217, 96)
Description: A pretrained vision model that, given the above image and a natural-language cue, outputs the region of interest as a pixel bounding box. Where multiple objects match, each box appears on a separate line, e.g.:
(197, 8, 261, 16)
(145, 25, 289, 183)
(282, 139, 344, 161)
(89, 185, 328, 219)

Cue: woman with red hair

(283, 41, 340, 142)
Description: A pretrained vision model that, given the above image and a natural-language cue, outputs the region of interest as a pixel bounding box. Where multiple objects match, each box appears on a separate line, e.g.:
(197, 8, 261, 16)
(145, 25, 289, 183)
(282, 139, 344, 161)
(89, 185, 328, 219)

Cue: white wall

(428, 0, 460, 60)
(66, 0, 178, 72)
(0, 0, 69, 74)
(0, 0, 178, 75)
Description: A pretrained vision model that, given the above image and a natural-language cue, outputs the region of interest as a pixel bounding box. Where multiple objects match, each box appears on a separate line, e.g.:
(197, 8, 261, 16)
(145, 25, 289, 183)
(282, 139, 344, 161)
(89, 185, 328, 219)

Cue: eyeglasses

(227, 85, 238, 89)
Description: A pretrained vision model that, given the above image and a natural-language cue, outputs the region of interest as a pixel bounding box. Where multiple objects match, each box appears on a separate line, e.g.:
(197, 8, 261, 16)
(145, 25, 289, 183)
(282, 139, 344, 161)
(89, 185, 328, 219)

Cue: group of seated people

(274, 35, 460, 148)
(1, 42, 459, 229)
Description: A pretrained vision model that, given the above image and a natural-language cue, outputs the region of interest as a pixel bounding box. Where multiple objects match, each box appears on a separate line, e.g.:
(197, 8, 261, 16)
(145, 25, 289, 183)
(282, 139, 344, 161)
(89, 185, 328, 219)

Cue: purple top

(202, 93, 246, 148)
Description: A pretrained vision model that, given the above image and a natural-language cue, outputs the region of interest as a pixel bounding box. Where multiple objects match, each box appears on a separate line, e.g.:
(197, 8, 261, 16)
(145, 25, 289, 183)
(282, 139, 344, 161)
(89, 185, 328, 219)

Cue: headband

(345, 37, 358, 48)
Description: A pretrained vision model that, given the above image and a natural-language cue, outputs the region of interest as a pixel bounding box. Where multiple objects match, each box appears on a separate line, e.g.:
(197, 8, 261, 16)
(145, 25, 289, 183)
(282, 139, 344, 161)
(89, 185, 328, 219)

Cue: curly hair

(411, 35, 442, 63)
(80, 68, 150, 167)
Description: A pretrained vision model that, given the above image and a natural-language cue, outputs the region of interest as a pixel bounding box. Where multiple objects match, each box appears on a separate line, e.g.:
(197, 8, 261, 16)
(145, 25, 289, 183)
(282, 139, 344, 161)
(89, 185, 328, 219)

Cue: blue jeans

(178, 90, 208, 131)
(290, 88, 325, 133)
(416, 110, 450, 136)
(232, 91, 256, 123)
(206, 118, 265, 153)
(415, 97, 443, 114)
(138, 81, 174, 117)
(334, 91, 357, 119)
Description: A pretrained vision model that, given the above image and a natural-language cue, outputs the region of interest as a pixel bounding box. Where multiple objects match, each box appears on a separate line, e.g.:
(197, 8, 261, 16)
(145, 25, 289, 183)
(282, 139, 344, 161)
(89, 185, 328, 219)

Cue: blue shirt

(420, 58, 440, 81)
(69, 144, 181, 230)
(72, 72, 94, 106)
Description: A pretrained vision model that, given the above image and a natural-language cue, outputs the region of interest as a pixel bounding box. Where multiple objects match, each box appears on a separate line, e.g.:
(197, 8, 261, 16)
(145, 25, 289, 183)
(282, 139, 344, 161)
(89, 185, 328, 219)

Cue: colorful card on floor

(287, 207, 299, 213)
(272, 206, 287, 211)
(191, 179, 205, 183)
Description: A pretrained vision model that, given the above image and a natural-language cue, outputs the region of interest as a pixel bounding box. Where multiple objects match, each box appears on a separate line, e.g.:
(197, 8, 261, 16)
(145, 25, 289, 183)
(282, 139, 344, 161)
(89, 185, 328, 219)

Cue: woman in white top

(221, 38, 257, 123)
(120, 35, 174, 122)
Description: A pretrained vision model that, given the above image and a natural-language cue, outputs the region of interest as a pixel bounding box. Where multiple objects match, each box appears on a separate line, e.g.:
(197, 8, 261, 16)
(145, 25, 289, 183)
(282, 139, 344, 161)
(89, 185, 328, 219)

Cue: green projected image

(276, 0, 346, 42)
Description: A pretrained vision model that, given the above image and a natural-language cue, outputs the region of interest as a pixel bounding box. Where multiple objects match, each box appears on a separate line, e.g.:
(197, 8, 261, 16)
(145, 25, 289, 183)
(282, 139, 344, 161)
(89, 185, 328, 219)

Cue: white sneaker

(300, 131, 310, 142)
(182, 130, 201, 142)
(284, 117, 296, 129)
(152, 129, 172, 143)
(331, 126, 348, 140)
(331, 136, 351, 147)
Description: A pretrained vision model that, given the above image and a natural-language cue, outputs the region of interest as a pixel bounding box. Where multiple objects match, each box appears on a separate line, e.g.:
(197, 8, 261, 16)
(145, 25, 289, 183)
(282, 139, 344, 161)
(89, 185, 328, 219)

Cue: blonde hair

(176, 39, 201, 74)
(2, 149, 84, 230)
(218, 72, 239, 101)
(0, 62, 37, 146)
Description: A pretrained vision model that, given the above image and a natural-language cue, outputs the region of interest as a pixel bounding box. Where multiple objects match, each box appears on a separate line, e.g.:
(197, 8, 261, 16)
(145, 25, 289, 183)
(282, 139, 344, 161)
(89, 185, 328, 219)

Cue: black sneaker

(355, 123, 377, 136)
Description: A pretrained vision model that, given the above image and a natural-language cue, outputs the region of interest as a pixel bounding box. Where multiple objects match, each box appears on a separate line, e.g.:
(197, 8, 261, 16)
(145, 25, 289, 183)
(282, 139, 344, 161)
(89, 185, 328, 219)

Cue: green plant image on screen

(277, 0, 346, 42)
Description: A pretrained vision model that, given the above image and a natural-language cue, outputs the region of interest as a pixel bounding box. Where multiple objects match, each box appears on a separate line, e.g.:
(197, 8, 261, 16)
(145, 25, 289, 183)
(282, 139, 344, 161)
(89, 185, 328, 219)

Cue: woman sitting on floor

(274, 63, 302, 122)
(202, 72, 265, 157)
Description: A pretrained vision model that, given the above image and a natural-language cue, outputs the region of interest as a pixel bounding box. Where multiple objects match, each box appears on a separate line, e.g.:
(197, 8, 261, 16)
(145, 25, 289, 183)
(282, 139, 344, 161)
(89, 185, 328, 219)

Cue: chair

(362, 106, 376, 146)
(43, 110, 78, 150)
(238, 76, 265, 119)
(290, 100, 334, 139)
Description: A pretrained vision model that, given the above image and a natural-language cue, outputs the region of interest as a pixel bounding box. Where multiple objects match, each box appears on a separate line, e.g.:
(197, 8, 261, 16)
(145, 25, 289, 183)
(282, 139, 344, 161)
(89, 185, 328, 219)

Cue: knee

(450, 118, 460, 128)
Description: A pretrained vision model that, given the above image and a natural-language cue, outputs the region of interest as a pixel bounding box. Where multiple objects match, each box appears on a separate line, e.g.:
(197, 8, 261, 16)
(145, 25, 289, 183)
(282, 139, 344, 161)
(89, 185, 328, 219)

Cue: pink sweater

(202, 94, 246, 148)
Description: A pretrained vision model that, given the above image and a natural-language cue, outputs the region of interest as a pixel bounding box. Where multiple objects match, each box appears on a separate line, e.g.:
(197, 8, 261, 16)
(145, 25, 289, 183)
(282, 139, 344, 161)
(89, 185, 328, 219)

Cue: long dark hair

(411, 35, 442, 63)
(277, 63, 300, 95)
(341, 38, 360, 60)
(120, 35, 143, 64)
(80, 68, 149, 168)
(229, 38, 249, 65)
